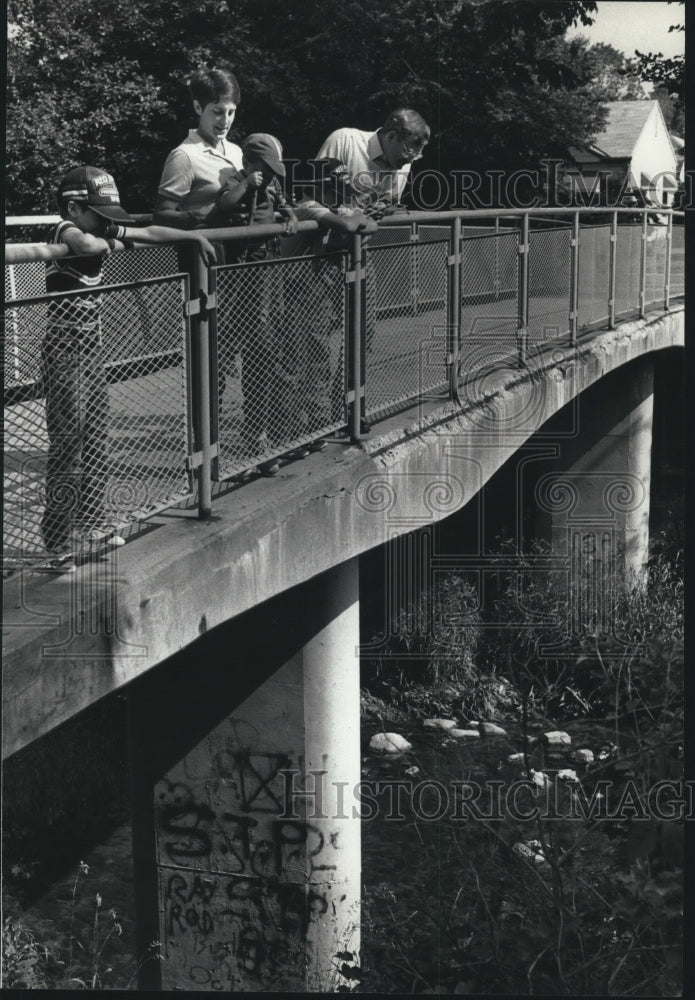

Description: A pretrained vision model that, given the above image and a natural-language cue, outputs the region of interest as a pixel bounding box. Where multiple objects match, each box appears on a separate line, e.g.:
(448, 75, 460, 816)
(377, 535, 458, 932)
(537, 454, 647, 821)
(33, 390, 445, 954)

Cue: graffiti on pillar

(210, 747, 293, 812)
(157, 782, 339, 877)
(160, 868, 360, 991)
(161, 870, 327, 991)
(159, 848, 358, 991)
(154, 713, 358, 990)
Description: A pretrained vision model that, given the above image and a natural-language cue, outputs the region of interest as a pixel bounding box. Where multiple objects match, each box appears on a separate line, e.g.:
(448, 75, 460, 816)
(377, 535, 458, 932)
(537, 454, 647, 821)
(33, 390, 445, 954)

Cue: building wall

(630, 105, 678, 204)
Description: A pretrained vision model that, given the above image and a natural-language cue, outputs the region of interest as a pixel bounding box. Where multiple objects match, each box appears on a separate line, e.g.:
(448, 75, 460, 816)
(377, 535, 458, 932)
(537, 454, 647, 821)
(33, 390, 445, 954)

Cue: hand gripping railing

(4, 207, 683, 571)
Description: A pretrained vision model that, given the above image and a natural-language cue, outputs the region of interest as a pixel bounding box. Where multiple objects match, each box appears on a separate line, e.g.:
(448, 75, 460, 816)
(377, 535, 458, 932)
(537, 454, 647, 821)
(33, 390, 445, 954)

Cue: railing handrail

(6, 205, 683, 229)
(4, 207, 682, 266)
(5, 213, 153, 227)
(3, 220, 327, 265)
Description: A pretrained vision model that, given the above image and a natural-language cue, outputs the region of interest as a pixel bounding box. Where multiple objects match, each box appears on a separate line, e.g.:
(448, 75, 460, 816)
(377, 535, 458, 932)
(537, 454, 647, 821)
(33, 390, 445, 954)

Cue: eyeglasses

(396, 137, 426, 162)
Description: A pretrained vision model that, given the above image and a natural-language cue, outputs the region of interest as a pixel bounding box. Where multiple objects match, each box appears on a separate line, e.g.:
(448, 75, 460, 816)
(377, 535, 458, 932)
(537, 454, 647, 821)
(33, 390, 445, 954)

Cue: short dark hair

(384, 108, 430, 144)
(189, 64, 241, 107)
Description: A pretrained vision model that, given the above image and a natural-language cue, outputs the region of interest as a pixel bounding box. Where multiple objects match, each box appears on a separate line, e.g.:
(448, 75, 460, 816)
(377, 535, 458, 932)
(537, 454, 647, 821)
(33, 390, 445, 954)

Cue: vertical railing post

(8, 264, 22, 381)
(194, 249, 212, 519)
(569, 210, 580, 347)
(347, 232, 364, 442)
(608, 209, 618, 329)
(517, 212, 529, 363)
(494, 215, 501, 301)
(410, 220, 420, 316)
(639, 208, 648, 319)
(447, 215, 462, 403)
(663, 210, 672, 311)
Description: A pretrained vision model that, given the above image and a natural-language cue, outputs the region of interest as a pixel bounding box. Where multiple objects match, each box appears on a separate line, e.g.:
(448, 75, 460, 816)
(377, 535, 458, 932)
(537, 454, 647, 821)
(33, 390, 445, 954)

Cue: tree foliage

(627, 0, 684, 132)
(7, 0, 608, 214)
(568, 40, 645, 101)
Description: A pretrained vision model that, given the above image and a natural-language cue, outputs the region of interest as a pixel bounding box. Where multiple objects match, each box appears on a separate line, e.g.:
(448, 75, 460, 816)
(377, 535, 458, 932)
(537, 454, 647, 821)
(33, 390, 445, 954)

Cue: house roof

(590, 101, 657, 158)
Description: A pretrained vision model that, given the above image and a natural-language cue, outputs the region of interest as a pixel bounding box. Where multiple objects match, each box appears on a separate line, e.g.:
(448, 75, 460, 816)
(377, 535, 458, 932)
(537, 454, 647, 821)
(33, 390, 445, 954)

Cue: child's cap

(58, 166, 136, 223)
(241, 134, 285, 177)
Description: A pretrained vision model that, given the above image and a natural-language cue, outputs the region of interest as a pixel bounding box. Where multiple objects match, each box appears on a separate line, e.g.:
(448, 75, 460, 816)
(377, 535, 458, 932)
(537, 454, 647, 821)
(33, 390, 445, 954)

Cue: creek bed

(5, 713, 623, 991)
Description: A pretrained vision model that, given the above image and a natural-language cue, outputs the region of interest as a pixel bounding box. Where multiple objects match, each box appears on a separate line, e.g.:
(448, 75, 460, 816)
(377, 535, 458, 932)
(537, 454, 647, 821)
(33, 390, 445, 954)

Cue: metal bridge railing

(4, 272, 192, 572)
(213, 249, 348, 480)
(4, 208, 684, 572)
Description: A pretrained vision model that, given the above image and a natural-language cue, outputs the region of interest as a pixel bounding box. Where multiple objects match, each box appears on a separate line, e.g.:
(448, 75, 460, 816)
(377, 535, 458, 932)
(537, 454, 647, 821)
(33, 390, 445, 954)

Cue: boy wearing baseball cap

(214, 135, 299, 475)
(41, 166, 217, 571)
(215, 133, 297, 249)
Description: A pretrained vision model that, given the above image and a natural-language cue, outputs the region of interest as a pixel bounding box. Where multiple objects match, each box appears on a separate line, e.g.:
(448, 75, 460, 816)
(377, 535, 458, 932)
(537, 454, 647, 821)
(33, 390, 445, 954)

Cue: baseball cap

(58, 166, 136, 223)
(241, 134, 286, 177)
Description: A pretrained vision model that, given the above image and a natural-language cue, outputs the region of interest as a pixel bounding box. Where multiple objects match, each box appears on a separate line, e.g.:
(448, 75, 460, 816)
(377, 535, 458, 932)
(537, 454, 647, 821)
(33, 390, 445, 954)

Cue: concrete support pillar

(622, 372, 654, 582)
(533, 357, 654, 634)
(128, 558, 361, 992)
(301, 557, 361, 989)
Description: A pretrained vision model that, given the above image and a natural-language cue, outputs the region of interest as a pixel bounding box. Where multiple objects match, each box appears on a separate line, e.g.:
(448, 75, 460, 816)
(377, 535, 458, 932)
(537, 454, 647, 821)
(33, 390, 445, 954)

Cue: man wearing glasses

(311, 109, 430, 433)
(315, 108, 430, 218)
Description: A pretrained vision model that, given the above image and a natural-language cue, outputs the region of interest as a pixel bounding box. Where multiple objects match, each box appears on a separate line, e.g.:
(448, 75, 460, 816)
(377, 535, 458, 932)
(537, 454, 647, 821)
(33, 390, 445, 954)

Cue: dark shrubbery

(361, 543, 683, 995)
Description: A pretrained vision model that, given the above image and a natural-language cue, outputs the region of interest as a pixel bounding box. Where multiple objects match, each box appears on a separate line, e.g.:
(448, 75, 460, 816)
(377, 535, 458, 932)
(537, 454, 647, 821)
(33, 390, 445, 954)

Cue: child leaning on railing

(40, 165, 216, 572)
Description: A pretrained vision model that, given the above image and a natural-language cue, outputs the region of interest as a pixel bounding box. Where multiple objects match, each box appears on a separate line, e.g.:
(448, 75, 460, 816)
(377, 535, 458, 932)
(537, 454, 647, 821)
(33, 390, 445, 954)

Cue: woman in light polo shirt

(154, 64, 243, 233)
(154, 64, 243, 451)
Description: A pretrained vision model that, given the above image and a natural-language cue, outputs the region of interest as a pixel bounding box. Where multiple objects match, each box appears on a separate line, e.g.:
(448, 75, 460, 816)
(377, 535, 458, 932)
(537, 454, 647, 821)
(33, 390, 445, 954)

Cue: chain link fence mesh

(3, 275, 191, 572)
(644, 223, 668, 309)
(615, 224, 642, 317)
(670, 225, 684, 298)
(365, 237, 450, 419)
(371, 227, 413, 316)
(577, 224, 611, 330)
(528, 227, 572, 343)
(417, 226, 451, 312)
(214, 252, 347, 478)
(458, 230, 519, 385)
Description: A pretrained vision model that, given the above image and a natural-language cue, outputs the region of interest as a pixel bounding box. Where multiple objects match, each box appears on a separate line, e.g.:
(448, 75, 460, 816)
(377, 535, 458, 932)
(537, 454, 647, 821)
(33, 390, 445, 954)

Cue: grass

(2, 860, 160, 990)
